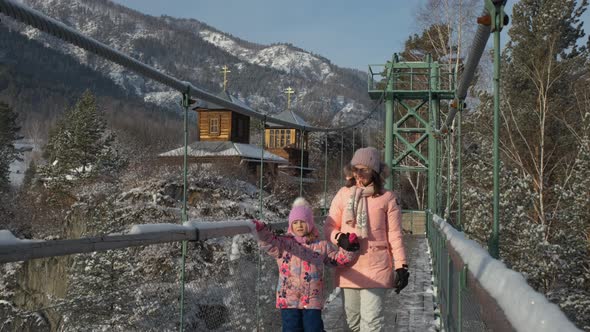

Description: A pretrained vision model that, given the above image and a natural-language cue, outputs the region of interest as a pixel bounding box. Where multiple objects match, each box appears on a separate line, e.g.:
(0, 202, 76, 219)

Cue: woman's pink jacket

(257, 226, 358, 310)
(324, 186, 407, 288)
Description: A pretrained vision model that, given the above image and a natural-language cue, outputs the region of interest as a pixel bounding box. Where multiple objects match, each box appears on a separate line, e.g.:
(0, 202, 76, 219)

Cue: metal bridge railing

(368, 62, 457, 96)
(428, 213, 580, 332)
(0, 221, 291, 331)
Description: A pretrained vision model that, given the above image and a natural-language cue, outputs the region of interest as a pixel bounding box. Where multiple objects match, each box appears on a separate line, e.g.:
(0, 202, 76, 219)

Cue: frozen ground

(323, 235, 437, 331)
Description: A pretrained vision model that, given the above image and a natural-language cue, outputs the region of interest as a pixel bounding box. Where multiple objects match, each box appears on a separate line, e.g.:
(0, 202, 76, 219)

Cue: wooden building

(265, 110, 314, 177)
(159, 89, 287, 175)
(193, 90, 250, 143)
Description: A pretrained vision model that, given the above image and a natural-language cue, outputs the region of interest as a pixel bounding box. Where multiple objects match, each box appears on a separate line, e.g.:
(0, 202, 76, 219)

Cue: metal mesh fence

(1, 242, 185, 331)
(0, 234, 282, 331)
(460, 284, 488, 332)
(0, 222, 346, 331)
(181, 236, 280, 331)
(428, 215, 504, 332)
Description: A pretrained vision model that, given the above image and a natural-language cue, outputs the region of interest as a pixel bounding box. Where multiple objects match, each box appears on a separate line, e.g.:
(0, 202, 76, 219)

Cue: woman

(324, 147, 409, 332)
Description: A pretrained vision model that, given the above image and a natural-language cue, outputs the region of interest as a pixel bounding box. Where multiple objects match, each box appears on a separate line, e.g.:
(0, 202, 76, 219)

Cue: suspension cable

(322, 132, 328, 215)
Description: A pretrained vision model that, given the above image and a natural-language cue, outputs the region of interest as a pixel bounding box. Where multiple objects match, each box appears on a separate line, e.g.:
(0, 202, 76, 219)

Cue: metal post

(352, 127, 356, 154)
(259, 117, 266, 219)
(457, 264, 468, 332)
(457, 103, 463, 230)
(299, 129, 305, 197)
(446, 133, 451, 220)
(179, 91, 190, 331)
(340, 131, 344, 186)
(427, 54, 439, 223)
(256, 117, 266, 332)
(323, 132, 328, 215)
(446, 248, 452, 330)
(385, 58, 395, 191)
(489, 2, 502, 259)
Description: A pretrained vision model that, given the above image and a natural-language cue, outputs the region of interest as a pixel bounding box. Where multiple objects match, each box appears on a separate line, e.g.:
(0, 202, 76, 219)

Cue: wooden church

(264, 87, 315, 181)
(159, 66, 287, 172)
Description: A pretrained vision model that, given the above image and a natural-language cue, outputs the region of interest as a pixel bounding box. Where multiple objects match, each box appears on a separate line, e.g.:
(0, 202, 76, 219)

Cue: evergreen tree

(463, 0, 590, 328)
(499, 0, 587, 225)
(0, 102, 20, 190)
(41, 90, 124, 186)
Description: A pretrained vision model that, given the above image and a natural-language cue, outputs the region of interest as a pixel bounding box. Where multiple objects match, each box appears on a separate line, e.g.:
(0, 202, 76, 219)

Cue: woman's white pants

(342, 288, 387, 332)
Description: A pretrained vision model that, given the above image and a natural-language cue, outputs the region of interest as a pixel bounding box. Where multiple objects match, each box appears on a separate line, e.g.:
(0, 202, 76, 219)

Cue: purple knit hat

(288, 197, 318, 238)
(351, 147, 381, 173)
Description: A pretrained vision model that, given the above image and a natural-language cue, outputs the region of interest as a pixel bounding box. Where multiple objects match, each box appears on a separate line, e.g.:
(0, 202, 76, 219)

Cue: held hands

(336, 232, 360, 252)
(394, 264, 410, 294)
(252, 219, 265, 232)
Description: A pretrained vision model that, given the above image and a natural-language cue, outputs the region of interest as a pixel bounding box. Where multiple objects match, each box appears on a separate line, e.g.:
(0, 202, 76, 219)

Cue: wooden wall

(198, 111, 232, 141)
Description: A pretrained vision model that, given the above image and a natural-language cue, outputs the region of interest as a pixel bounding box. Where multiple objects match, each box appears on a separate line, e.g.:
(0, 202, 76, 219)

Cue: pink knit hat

(288, 197, 318, 237)
(350, 147, 381, 173)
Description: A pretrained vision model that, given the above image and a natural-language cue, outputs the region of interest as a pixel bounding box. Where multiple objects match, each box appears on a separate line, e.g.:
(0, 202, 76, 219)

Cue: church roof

(267, 110, 309, 128)
(159, 141, 288, 164)
(193, 90, 254, 113)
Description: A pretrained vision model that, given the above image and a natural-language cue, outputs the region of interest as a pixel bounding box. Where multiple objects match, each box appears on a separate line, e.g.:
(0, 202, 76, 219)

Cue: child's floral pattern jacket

(257, 226, 358, 310)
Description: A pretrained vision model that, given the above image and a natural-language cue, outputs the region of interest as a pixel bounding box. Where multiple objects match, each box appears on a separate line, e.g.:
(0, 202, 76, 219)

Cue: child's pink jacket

(257, 226, 358, 310)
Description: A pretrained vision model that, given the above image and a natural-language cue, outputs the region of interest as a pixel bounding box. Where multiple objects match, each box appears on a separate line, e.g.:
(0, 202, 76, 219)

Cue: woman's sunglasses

(352, 167, 372, 176)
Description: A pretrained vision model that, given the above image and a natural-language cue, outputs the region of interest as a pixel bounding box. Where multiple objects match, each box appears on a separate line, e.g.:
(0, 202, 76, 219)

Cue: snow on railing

(432, 214, 581, 332)
(0, 220, 288, 264)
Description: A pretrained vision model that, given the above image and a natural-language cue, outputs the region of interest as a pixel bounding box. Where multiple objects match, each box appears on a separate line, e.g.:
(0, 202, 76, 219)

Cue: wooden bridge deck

(323, 235, 436, 331)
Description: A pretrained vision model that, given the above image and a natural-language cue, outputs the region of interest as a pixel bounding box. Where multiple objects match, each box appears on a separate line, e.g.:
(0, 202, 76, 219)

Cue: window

(268, 129, 275, 148)
(280, 129, 285, 146)
(209, 116, 220, 136)
(286, 130, 291, 145)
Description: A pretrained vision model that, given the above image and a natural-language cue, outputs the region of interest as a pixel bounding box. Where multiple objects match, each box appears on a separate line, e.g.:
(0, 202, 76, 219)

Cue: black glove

(394, 264, 409, 294)
(336, 232, 360, 252)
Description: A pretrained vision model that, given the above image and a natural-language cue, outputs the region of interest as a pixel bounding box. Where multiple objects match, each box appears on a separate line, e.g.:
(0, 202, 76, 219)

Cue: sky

(110, 0, 422, 71)
(111, 1, 590, 72)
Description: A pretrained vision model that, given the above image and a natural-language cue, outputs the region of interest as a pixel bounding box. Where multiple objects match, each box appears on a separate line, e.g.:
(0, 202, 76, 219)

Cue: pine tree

(41, 90, 124, 186)
(0, 102, 20, 190)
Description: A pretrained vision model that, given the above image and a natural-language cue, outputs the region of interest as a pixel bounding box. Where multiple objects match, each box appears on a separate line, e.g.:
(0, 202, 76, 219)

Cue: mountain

(2, 0, 374, 126)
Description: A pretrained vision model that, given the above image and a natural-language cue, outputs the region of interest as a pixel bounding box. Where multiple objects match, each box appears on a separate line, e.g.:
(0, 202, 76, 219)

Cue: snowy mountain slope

(5, 0, 372, 125)
(199, 30, 334, 82)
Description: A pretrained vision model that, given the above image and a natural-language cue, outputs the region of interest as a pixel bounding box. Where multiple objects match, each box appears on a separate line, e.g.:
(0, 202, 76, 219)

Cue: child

(252, 197, 360, 332)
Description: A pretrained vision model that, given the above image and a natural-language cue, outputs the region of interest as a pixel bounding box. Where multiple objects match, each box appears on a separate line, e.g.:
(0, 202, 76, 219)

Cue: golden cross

(284, 87, 295, 110)
(221, 65, 231, 90)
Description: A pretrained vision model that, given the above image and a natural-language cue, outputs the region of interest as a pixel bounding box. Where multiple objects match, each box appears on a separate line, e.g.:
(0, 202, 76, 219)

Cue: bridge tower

(368, 54, 457, 227)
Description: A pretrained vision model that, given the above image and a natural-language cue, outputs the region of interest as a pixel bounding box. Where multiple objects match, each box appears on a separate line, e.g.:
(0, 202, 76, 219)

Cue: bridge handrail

(0, 0, 377, 132)
(430, 214, 580, 332)
(0, 221, 288, 264)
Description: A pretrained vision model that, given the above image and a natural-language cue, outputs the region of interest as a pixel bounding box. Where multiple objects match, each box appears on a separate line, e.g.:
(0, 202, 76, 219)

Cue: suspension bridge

(0, 0, 582, 331)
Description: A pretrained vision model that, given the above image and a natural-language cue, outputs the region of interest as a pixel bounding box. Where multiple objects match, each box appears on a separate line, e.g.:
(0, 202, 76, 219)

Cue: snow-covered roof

(267, 110, 309, 128)
(193, 90, 254, 112)
(158, 141, 288, 163)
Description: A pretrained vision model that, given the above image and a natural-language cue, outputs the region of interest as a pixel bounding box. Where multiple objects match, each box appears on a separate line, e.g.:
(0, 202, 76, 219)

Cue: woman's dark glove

(394, 264, 409, 293)
(336, 232, 360, 251)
